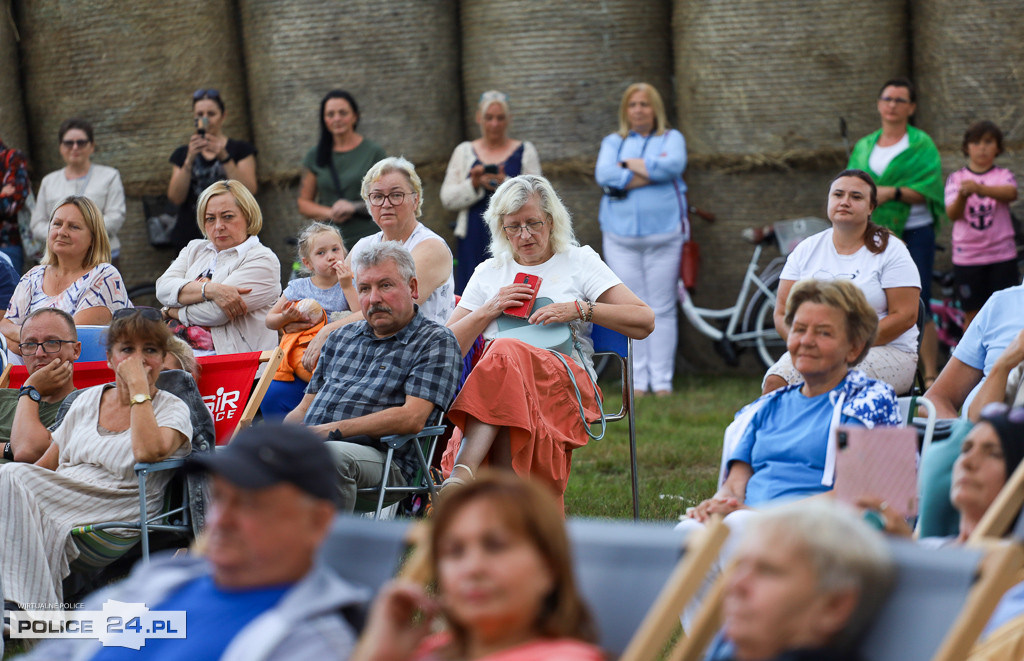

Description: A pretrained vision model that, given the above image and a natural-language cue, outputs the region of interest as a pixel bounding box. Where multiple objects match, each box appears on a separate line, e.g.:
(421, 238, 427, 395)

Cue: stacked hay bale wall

(671, 0, 908, 370)
(459, 0, 674, 249)
(0, 0, 28, 158)
(238, 0, 461, 267)
(14, 0, 250, 286)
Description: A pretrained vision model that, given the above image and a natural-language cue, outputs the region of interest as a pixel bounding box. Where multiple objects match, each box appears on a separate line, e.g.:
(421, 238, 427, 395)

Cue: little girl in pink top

(945, 120, 1020, 328)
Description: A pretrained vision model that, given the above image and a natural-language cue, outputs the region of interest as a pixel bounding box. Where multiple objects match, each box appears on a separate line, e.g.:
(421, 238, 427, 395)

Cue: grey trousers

(325, 441, 406, 512)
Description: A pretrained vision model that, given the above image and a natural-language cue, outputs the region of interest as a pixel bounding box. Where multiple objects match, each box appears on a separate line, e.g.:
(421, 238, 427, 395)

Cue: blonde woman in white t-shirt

(763, 170, 921, 395)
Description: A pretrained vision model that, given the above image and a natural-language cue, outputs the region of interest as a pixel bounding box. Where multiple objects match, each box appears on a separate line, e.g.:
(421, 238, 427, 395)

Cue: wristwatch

(893, 186, 902, 202)
(18, 385, 41, 403)
(130, 393, 153, 406)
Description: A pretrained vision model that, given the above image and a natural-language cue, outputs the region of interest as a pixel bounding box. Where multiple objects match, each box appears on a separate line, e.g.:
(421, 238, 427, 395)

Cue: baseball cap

(186, 423, 338, 505)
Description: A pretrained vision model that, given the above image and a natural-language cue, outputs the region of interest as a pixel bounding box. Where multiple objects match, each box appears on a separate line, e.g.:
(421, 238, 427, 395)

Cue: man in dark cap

(24, 423, 367, 660)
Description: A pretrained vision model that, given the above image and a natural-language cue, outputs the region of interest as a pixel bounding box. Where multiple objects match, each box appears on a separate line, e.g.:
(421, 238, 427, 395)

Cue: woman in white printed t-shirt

(762, 169, 921, 396)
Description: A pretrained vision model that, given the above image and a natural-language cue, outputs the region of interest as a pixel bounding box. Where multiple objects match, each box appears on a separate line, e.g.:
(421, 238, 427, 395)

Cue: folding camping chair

(898, 394, 937, 456)
(195, 347, 283, 444)
(3, 360, 115, 390)
(590, 323, 640, 520)
(354, 410, 447, 519)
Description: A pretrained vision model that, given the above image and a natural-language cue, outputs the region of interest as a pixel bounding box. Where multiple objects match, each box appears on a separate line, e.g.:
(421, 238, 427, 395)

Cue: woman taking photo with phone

(594, 83, 687, 397)
(167, 88, 258, 252)
(441, 90, 542, 294)
(297, 89, 386, 251)
(30, 118, 125, 270)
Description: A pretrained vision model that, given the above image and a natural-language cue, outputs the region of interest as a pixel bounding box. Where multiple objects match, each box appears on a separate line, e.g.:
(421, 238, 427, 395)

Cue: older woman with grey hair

(301, 156, 456, 373)
(441, 174, 654, 510)
(705, 499, 895, 661)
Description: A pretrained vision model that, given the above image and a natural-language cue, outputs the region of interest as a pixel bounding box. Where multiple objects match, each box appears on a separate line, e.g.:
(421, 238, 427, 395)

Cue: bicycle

(677, 217, 830, 369)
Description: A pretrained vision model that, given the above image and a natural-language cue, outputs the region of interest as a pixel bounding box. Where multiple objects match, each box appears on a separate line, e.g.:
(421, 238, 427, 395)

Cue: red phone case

(503, 273, 542, 318)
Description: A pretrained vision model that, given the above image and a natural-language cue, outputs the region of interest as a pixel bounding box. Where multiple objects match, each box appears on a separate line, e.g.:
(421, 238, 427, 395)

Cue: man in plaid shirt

(286, 242, 461, 511)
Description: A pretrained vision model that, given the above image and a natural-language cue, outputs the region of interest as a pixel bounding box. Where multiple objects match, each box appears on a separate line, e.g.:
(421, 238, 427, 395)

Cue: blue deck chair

(74, 325, 107, 362)
(590, 324, 639, 520)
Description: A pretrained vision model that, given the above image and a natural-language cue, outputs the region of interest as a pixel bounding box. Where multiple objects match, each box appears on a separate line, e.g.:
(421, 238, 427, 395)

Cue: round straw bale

(460, 0, 673, 162)
(0, 1, 29, 156)
(16, 0, 250, 194)
(238, 0, 461, 178)
(673, 0, 907, 156)
(912, 0, 1024, 150)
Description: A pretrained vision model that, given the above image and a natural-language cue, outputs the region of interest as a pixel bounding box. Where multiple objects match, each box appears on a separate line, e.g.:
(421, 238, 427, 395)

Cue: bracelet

(584, 299, 595, 322)
(201, 282, 208, 301)
(574, 300, 584, 320)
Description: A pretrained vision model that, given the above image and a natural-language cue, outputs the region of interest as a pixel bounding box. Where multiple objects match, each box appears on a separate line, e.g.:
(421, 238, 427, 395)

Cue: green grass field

(565, 372, 761, 521)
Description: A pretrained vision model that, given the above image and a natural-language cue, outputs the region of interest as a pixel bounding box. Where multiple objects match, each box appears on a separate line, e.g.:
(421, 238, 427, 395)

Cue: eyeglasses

(61, 139, 90, 149)
(17, 339, 76, 356)
(113, 307, 163, 322)
(193, 88, 221, 101)
(368, 191, 414, 207)
(502, 220, 546, 237)
(878, 96, 911, 105)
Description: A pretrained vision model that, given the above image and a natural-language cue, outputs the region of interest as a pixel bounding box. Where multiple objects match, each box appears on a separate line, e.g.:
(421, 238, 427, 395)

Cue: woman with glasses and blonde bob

(595, 82, 687, 397)
(441, 90, 542, 294)
(30, 118, 126, 270)
(1, 195, 131, 348)
(301, 157, 456, 373)
(156, 179, 280, 355)
(354, 471, 602, 661)
(167, 88, 258, 251)
(441, 175, 654, 511)
(0, 307, 192, 615)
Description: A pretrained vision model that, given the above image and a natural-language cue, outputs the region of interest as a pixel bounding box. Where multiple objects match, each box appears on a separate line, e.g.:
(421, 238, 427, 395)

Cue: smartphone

(503, 273, 542, 319)
(483, 164, 499, 175)
(196, 116, 209, 137)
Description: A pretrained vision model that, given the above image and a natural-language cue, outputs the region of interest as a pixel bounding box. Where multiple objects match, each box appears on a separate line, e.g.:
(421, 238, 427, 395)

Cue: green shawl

(847, 125, 947, 237)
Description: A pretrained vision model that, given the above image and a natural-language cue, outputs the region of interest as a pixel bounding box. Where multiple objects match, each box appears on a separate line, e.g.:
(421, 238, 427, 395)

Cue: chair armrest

(380, 425, 446, 449)
(134, 458, 186, 474)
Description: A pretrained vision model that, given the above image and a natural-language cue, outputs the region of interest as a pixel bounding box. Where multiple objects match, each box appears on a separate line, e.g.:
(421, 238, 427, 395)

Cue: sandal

(438, 463, 475, 497)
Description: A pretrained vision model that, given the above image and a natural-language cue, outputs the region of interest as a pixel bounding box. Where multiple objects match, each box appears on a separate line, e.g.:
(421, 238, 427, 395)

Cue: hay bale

(238, 0, 461, 179)
(0, 1, 28, 156)
(912, 0, 1024, 150)
(673, 0, 907, 156)
(15, 0, 250, 194)
(460, 0, 673, 162)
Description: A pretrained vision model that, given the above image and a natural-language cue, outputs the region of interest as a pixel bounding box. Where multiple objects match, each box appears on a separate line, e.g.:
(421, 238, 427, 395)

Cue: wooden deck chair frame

(590, 324, 640, 520)
(667, 536, 1024, 661)
(354, 409, 447, 519)
(194, 347, 283, 444)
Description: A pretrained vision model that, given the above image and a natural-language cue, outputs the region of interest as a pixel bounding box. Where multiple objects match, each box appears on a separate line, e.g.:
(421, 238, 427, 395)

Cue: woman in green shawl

(848, 77, 947, 386)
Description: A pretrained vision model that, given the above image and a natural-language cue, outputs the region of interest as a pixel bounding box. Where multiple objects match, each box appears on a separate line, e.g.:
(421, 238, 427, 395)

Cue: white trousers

(602, 231, 684, 392)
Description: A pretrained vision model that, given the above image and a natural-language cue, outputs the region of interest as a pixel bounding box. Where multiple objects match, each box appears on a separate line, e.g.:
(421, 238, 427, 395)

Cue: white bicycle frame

(677, 243, 781, 343)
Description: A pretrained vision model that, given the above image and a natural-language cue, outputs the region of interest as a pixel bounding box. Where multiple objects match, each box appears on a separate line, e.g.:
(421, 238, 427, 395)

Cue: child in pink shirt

(945, 120, 1020, 327)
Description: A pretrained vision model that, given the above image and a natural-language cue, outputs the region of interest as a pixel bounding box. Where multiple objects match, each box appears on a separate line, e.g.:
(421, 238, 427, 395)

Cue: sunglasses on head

(192, 88, 221, 101)
(113, 307, 163, 323)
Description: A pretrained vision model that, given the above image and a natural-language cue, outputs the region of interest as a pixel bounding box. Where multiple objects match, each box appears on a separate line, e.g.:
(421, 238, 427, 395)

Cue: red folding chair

(4, 360, 115, 390)
(195, 348, 283, 445)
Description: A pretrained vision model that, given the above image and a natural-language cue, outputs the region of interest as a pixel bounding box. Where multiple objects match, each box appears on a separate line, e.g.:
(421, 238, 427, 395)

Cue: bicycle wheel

(127, 282, 159, 309)
(753, 296, 787, 369)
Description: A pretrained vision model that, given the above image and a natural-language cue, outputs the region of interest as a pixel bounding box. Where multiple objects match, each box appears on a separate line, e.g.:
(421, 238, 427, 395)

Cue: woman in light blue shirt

(595, 83, 687, 396)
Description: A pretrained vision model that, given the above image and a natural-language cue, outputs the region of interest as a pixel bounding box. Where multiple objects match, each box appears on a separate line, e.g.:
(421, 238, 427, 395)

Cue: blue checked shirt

(304, 309, 461, 481)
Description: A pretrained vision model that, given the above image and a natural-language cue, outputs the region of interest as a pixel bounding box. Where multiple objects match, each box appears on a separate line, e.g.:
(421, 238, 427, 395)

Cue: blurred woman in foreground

(353, 471, 602, 661)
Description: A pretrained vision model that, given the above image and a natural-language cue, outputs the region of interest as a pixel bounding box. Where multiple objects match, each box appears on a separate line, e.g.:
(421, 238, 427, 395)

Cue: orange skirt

(441, 338, 602, 511)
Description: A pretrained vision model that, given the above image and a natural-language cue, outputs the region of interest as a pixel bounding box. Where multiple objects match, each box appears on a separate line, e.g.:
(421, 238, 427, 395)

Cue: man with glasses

(285, 242, 460, 511)
(2, 308, 81, 463)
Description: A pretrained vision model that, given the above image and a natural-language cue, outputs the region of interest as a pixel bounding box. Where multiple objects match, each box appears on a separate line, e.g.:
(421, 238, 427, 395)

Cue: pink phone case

(503, 273, 541, 319)
(834, 425, 919, 518)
